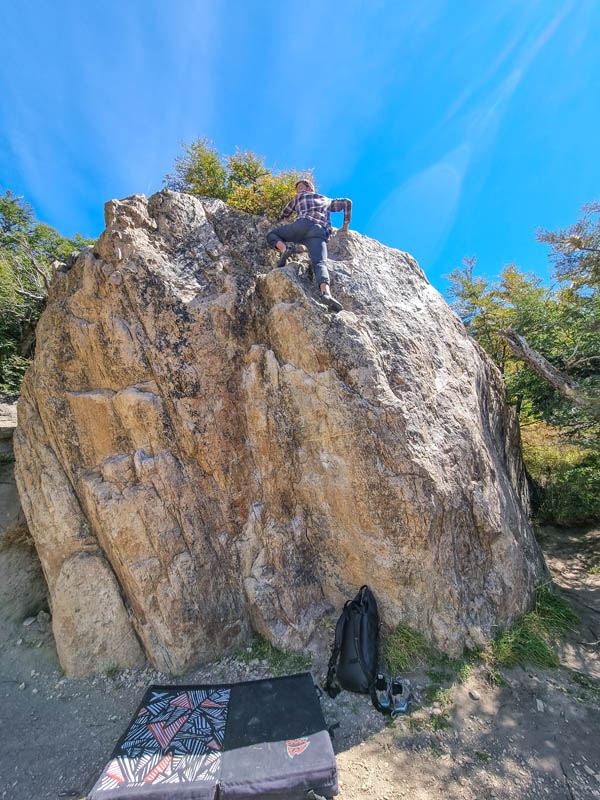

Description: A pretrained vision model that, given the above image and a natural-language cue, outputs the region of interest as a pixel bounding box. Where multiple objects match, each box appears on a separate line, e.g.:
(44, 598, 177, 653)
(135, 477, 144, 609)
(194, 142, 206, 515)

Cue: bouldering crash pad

(88, 672, 337, 799)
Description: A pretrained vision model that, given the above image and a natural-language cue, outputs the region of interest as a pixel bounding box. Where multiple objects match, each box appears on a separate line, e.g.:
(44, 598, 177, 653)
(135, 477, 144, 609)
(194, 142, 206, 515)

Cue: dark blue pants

(267, 218, 330, 285)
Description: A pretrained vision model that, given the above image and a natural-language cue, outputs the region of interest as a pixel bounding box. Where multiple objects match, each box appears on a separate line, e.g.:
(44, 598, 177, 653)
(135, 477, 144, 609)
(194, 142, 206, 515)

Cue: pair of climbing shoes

(372, 673, 411, 717)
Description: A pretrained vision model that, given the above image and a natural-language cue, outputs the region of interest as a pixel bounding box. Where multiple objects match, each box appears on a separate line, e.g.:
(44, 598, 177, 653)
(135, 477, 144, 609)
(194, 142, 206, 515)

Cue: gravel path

(1, 524, 598, 799)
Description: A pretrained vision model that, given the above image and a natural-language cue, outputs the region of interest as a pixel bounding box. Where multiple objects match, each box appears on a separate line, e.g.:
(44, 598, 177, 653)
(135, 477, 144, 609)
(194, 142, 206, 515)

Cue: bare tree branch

(565, 337, 582, 366)
(14, 287, 45, 302)
(21, 246, 51, 293)
(500, 328, 600, 420)
(570, 355, 600, 369)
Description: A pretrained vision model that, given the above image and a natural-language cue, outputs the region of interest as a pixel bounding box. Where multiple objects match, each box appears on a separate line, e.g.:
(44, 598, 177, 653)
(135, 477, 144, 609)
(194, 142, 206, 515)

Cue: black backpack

(324, 585, 411, 716)
(325, 585, 379, 697)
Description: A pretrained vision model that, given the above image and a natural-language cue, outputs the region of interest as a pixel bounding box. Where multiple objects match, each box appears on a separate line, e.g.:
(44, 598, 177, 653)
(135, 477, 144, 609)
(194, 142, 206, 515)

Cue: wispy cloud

(264, 0, 447, 181)
(368, 143, 470, 266)
(443, 1, 575, 135)
(0, 1, 221, 233)
(367, 1, 577, 271)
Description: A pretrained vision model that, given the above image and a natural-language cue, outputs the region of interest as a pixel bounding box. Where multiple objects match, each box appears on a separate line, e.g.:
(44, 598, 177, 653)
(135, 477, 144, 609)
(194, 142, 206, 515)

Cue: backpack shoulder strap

(324, 603, 350, 698)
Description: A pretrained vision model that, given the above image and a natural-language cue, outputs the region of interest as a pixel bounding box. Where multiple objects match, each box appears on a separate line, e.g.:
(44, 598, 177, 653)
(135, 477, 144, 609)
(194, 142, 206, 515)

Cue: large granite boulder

(14, 190, 546, 677)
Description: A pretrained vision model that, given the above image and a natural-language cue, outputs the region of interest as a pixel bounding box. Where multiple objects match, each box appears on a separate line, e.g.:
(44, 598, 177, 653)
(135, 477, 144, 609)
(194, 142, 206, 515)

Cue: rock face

(14, 190, 546, 677)
(0, 403, 47, 635)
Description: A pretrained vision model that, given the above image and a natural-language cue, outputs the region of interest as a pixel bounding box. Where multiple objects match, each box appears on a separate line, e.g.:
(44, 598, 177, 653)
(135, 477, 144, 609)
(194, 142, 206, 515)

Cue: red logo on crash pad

(286, 738, 310, 758)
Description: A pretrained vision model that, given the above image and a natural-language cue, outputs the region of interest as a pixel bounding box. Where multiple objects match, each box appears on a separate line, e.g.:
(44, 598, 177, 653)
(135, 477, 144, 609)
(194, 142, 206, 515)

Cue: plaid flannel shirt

(279, 191, 352, 229)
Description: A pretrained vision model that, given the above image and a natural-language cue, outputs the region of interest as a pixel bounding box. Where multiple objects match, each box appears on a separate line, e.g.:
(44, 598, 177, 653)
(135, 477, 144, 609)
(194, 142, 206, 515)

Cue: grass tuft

(426, 668, 452, 683)
(423, 685, 453, 707)
(429, 712, 451, 731)
(455, 661, 474, 684)
(385, 584, 575, 719)
(105, 665, 119, 679)
(383, 624, 434, 672)
(490, 625, 559, 669)
(237, 633, 311, 677)
(407, 716, 425, 732)
(569, 670, 600, 702)
(534, 582, 579, 633)
(486, 583, 577, 670)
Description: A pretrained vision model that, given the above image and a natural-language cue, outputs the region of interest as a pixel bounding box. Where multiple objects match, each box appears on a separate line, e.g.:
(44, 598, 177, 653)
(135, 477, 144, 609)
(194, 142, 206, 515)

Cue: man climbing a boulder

(267, 180, 352, 313)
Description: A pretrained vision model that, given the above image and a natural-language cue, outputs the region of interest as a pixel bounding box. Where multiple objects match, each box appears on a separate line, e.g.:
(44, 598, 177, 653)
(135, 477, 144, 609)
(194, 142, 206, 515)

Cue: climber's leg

(268, 219, 312, 266)
(305, 228, 343, 312)
(305, 233, 330, 286)
(267, 219, 310, 253)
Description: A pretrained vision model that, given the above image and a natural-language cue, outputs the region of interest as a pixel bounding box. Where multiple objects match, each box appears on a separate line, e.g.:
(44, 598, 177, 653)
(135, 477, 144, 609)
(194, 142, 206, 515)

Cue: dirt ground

(1, 524, 599, 800)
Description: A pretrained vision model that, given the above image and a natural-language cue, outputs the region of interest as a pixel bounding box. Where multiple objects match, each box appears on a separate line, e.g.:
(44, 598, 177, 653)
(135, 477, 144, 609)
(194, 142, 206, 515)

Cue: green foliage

(426, 668, 452, 683)
(485, 583, 577, 670)
(237, 633, 312, 677)
(422, 685, 452, 707)
(386, 587, 574, 703)
(383, 624, 480, 684)
(454, 658, 476, 684)
(0, 188, 93, 397)
(0, 353, 31, 397)
(522, 424, 600, 524)
(0, 451, 16, 466)
(446, 203, 600, 523)
(446, 258, 599, 437)
(165, 137, 313, 218)
(446, 205, 600, 446)
(429, 712, 451, 732)
(446, 258, 539, 374)
(166, 138, 228, 200)
(534, 582, 579, 634)
(490, 624, 559, 668)
(569, 670, 600, 702)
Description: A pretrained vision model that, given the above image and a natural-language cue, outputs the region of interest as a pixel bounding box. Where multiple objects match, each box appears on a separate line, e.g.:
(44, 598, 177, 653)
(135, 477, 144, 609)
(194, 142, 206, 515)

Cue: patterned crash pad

(88, 672, 338, 799)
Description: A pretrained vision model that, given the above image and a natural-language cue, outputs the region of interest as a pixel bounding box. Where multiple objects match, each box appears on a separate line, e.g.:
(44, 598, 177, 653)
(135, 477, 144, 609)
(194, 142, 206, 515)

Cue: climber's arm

(329, 198, 352, 231)
(279, 196, 297, 222)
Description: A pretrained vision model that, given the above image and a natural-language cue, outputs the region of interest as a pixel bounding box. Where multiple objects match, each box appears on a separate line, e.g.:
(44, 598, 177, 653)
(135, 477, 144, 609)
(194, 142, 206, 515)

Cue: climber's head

(295, 179, 313, 193)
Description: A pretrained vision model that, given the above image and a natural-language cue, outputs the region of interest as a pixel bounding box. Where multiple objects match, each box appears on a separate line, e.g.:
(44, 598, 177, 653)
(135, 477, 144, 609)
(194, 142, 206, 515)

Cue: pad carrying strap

(324, 601, 350, 698)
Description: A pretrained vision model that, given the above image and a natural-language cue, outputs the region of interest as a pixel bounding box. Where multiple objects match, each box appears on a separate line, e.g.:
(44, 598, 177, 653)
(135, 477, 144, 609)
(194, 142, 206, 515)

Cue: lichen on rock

(14, 190, 546, 676)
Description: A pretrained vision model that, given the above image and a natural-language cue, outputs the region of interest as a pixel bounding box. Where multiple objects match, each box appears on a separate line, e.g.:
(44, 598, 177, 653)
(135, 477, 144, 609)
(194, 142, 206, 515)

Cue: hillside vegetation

(0, 189, 93, 396)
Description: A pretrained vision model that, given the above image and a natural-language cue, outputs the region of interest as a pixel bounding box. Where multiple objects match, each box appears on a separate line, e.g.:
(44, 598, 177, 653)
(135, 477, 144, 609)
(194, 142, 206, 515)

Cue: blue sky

(1, 0, 599, 293)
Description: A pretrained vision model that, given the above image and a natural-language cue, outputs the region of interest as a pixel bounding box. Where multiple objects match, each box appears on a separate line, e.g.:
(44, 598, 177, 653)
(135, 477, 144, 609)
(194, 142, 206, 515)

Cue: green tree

(447, 209, 600, 523)
(446, 258, 543, 376)
(0, 189, 93, 396)
(165, 138, 228, 200)
(446, 245, 599, 445)
(165, 138, 313, 218)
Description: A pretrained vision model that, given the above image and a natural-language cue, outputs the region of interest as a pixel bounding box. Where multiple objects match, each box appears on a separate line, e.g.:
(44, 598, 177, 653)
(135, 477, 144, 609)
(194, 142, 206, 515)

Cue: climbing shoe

(321, 293, 343, 313)
(373, 673, 392, 712)
(277, 243, 299, 267)
(390, 677, 411, 717)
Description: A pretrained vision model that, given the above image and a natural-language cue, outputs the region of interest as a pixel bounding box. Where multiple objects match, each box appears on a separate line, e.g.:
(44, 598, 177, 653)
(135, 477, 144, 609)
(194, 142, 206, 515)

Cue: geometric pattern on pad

(95, 688, 230, 791)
